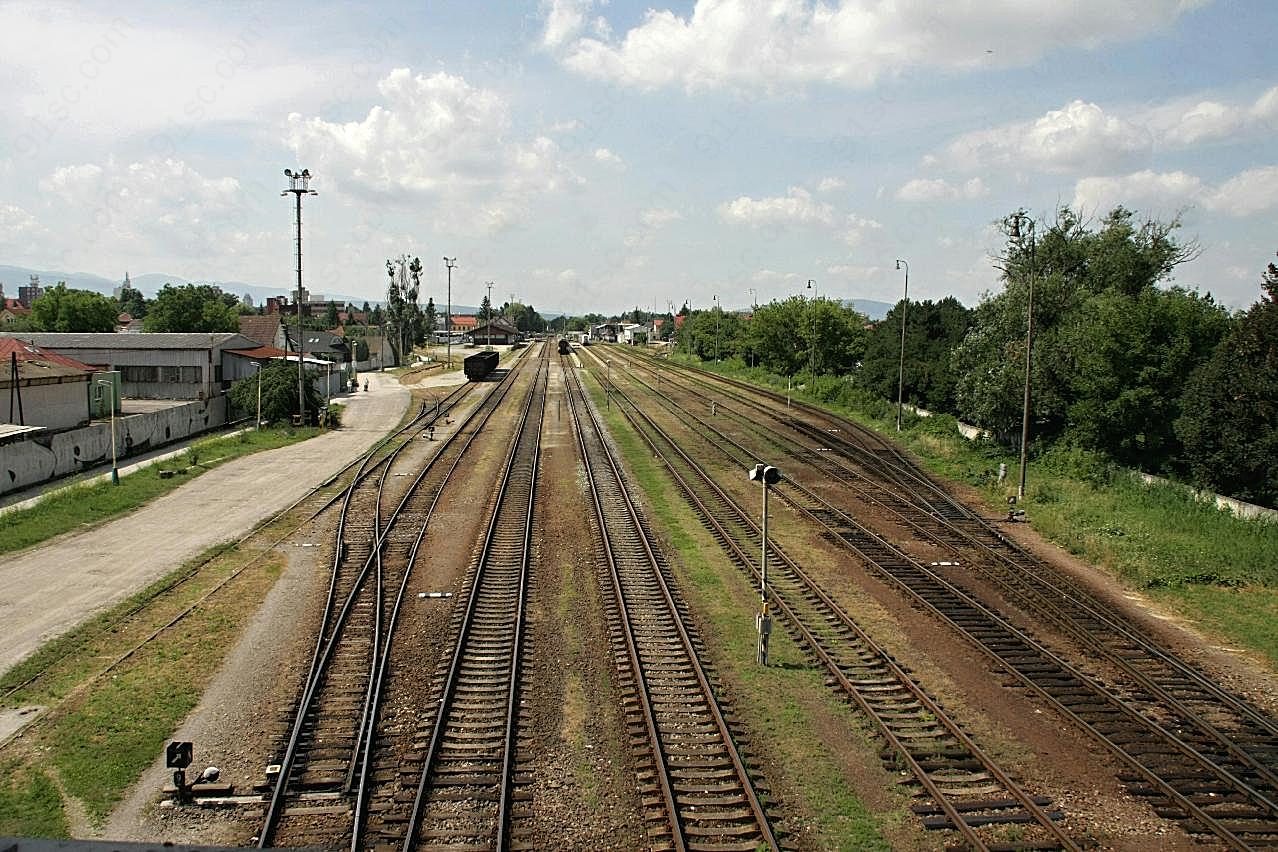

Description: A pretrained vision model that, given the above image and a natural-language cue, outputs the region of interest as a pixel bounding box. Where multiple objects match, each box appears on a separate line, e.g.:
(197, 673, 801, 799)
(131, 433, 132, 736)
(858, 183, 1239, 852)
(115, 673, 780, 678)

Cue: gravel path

(0, 372, 411, 680)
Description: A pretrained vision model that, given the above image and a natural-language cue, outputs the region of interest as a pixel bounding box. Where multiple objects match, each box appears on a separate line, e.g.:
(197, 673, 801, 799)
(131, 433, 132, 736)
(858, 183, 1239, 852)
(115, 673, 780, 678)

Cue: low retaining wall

(0, 397, 227, 496)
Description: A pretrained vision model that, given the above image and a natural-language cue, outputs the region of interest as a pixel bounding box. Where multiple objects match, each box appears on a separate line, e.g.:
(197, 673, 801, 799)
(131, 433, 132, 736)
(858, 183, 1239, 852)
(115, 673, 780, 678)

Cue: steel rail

(596, 350, 1270, 849)
(623, 347, 1278, 757)
(563, 355, 779, 851)
(585, 358, 1073, 851)
(403, 355, 548, 851)
(347, 356, 531, 851)
(259, 376, 509, 847)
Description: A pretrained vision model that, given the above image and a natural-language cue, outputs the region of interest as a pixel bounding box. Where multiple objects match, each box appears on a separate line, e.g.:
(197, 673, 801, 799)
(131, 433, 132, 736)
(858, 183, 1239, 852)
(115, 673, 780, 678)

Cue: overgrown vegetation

(670, 351, 1278, 666)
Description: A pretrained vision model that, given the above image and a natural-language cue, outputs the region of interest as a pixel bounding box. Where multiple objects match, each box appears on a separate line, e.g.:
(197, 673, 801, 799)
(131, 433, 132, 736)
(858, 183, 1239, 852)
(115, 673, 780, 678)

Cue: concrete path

(0, 372, 411, 679)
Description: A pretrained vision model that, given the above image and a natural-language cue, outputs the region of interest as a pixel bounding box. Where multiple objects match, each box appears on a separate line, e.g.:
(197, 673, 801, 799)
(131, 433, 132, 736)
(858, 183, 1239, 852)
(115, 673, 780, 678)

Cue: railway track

(561, 352, 780, 851)
(577, 345, 1079, 850)
(402, 344, 549, 849)
(258, 348, 533, 849)
(604, 346, 1278, 848)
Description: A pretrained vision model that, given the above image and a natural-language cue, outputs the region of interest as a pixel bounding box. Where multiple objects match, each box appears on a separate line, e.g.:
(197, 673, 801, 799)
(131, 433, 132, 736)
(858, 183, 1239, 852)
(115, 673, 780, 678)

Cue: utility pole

(895, 259, 910, 432)
(485, 281, 494, 350)
(443, 257, 457, 369)
(282, 168, 316, 423)
(1009, 214, 1037, 500)
(806, 279, 817, 377)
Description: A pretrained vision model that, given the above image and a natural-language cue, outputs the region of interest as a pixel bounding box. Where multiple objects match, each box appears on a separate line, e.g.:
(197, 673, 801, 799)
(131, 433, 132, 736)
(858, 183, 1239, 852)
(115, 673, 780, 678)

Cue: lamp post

(282, 168, 316, 424)
(443, 257, 457, 368)
(806, 279, 817, 377)
(485, 281, 494, 350)
(251, 362, 263, 431)
(1009, 214, 1036, 500)
(894, 259, 910, 432)
(713, 293, 720, 362)
(748, 287, 756, 309)
(749, 463, 780, 665)
(98, 379, 119, 485)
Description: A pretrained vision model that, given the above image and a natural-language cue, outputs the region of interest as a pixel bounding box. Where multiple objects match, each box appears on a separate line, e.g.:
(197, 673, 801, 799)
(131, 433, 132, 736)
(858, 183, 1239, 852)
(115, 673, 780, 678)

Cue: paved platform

(0, 372, 411, 679)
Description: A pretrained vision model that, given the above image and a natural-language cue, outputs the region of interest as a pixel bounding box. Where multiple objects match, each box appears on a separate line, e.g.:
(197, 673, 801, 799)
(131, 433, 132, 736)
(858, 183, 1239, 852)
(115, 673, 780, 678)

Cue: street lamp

(748, 287, 756, 309)
(749, 463, 780, 665)
(806, 279, 817, 377)
(282, 168, 316, 424)
(713, 294, 720, 362)
(894, 259, 910, 432)
(485, 281, 494, 350)
(251, 362, 263, 431)
(443, 257, 457, 368)
(1009, 213, 1036, 500)
(97, 379, 119, 485)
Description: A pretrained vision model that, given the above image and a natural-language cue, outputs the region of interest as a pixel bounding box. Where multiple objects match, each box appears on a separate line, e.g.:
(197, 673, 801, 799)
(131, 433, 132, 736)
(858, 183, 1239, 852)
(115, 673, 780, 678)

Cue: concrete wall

(0, 397, 227, 496)
(2, 378, 89, 430)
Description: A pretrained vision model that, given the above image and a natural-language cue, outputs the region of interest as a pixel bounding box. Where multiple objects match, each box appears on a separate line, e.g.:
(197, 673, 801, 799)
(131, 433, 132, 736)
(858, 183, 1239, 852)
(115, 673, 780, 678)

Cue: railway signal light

(749, 464, 780, 666)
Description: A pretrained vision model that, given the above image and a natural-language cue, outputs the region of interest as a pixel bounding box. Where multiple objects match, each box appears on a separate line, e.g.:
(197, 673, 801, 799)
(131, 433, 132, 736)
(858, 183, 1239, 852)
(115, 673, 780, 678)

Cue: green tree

(424, 297, 437, 341)
(1176, 256, 1278, 506)
(954, 206, 1197, 444)
(117, 283, 147, 318)
(29, 283, 118, 332)
(324, 302, 339, 328)
(228, 360, 322, 424)
(1063, 287, 1229, 470)
(384, 256, 422, 363)
(858, 297, 973, 412)
(144, 283, 240, 332)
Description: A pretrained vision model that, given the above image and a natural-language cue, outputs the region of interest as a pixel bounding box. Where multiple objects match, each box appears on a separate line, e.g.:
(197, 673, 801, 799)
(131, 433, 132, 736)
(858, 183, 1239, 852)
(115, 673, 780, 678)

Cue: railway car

(557, 338, 571, 355)
(463, 349, 499, 381)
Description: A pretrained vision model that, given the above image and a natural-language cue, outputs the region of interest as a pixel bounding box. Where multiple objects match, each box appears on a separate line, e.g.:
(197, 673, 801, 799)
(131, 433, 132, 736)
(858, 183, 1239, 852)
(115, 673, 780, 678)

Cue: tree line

(665, 207, 1276, 508)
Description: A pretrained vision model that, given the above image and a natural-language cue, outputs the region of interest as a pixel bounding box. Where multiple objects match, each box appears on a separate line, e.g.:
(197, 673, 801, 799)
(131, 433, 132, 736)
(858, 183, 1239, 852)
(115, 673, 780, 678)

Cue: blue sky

(1, 0, 1275, 314)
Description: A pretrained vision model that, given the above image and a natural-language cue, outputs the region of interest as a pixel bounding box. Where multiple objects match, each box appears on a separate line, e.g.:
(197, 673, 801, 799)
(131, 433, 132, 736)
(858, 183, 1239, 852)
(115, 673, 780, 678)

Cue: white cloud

(639, 207, 683, 227)
(1073, 169, 1205, 213)
(1206, 166, 1278, 216)
(824, 263, 881, 280)
(1073, 166, 1278, 217)
(718, 186, 879, 245)
(594, 147, 626, 169)
(0, 204, 43, 249)
(549, 0, 1204, 91)
(895, 176, 987, 202)
(285, 69, 578, 234)
(34, 157, 272, 270)
(750, 269, 804, 286)
(719, 186, 838, 227)
(934, 86, 1278, 177)
(941, 100, 1150, 175)
(541, 0, 596, 50)
(816, 176, 846, 193)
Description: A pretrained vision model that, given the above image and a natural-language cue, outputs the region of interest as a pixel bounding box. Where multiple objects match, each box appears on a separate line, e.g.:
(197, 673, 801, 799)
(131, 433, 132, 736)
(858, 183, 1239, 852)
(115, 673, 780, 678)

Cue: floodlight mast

(282, 168, 317, 424)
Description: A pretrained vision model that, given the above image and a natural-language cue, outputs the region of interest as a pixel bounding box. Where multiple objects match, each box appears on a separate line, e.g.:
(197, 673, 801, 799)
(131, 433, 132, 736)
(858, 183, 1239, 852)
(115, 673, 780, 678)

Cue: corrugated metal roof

(2, 332, 257, 350)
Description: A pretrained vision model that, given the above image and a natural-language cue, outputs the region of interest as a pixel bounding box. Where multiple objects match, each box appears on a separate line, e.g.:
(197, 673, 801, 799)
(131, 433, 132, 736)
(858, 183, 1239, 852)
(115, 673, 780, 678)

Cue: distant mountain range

(0, 263, 892, 321)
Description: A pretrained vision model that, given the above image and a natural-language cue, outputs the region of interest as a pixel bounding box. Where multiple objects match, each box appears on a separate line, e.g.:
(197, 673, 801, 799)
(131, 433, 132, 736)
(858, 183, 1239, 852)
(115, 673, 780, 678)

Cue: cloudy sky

(1, 0, 1275, 313)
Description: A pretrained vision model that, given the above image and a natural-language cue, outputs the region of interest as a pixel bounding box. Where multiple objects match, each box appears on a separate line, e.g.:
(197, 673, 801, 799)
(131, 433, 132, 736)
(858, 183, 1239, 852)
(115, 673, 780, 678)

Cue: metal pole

(713, 294, 719, 362)
(486, 281, 493, 350)
(895, 259, 909, 432)
(256, 364, 262, 431)
(108, 383, 118, 484)
(282, 169, 315, 424)
(1018, 230, 1036, 500)
(806, 279, 816, 377)
(444, 257, 456, 368)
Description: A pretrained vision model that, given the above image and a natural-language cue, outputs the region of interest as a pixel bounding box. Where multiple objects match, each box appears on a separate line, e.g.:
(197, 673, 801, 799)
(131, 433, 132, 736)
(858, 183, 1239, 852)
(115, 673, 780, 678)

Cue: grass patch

(664, 351, 1278, 669)
(0, 759, 69, 837)
(591, 373, 897, 850)
(0, 541, 287, 833)
(0, 425, 319, 557)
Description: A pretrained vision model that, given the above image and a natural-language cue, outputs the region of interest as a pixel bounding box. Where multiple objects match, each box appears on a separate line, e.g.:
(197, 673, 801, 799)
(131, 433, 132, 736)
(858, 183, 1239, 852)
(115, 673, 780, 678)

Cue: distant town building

(113, 271, 131, 300)
(18, 275, 43, 308)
